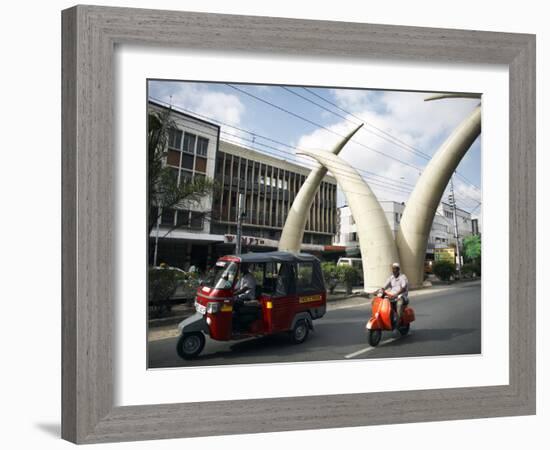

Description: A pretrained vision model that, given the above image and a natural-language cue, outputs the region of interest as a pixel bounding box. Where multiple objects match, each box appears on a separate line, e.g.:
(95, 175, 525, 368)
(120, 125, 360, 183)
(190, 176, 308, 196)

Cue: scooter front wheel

(368, 329, 382, 347)
(177, 332, 205, 359)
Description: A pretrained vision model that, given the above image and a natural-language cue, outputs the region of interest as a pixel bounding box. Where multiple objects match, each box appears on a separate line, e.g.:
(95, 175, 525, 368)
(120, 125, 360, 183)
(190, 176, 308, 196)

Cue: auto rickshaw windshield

(203, 261, 238, 290)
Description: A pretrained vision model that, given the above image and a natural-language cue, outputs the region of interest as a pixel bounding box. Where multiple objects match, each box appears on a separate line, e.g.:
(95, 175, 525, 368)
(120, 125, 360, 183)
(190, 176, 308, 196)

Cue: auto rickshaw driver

(233, 263, 261, 331)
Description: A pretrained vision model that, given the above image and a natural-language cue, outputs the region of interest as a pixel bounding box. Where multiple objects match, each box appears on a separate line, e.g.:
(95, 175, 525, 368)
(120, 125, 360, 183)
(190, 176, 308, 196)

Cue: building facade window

(182, 154, 194, 170)
(176, 209, 190, 227)
(190, 212, 204, 229)
(196, 136, 209, 156)
(195, 156, 207, 173)
(161, 208, 175, 226)
(445, 210, 454, 219)
(180, 170, 192, 184)
(183, 132, 196, 153)
(168, 128, 182, 149)
(166, 150, 180, 167)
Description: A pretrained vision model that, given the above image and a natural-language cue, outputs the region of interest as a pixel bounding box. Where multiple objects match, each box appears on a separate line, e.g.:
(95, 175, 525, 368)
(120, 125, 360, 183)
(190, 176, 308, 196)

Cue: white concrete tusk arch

(396, 104, 481, 287)
(278, 123, 363, 253)
(296, 148, 399, 292)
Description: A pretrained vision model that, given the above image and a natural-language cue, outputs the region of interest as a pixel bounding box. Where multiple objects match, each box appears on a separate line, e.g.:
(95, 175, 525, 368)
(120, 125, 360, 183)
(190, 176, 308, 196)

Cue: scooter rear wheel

(177, 332, 205, 359)
(398, 324, 410, 336)
(368, 329, 382, 347)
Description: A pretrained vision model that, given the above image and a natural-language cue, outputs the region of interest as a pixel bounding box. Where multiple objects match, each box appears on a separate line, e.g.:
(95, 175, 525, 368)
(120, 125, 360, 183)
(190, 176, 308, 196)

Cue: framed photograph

(62, 5, 535, 444)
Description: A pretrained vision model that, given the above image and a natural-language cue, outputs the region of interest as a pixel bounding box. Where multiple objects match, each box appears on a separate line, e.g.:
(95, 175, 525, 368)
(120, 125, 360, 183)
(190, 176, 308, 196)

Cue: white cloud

(451, 178, 482, 228)
(331, 88, 372, 111)
(149, 80, 252, 147)
(149, 81, 245, 127)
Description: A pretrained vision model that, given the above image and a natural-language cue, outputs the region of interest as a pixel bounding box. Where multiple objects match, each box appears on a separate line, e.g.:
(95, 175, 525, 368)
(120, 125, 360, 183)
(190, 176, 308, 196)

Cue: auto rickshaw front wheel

(290, 319, 309, 344)
(177, 332, 205, 359)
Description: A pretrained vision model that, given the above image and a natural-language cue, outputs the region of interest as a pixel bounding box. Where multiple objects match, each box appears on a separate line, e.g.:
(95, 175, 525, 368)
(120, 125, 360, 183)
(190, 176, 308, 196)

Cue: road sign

(435, 247, 455, 263)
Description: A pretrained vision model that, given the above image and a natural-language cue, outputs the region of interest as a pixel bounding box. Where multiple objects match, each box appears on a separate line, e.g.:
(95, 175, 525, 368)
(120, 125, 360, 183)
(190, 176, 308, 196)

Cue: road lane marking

(344, 337, 399, 359)
(329, 301, 371, 311)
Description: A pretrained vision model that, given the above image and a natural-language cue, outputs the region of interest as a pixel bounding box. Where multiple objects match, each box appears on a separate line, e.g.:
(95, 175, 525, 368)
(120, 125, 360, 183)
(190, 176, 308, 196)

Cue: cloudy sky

(148, 80, 482, 223)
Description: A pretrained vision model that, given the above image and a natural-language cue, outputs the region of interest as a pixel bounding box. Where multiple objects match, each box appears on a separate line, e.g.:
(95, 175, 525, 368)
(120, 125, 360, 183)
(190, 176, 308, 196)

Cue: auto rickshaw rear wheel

(290, 319, 309, 344)
(177, 332, 205, 359)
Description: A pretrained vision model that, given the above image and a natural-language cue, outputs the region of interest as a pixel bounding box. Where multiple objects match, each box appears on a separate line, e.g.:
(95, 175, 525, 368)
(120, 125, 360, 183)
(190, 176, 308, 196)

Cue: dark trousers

(233, 303, 261, 331)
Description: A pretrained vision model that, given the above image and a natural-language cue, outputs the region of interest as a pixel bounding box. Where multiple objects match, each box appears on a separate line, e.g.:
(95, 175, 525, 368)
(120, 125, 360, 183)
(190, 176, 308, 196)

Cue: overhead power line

(149, 96, 480, 212)
(302, 86, 433, 160)
(301, 86, 481, 193)
(226, 83, 424, 173)
(227, 84, 481, 205)
(283, 86, 431, 161)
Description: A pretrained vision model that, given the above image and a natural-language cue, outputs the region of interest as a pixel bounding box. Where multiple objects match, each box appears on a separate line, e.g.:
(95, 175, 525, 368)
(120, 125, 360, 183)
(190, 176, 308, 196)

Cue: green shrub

(432, 260, 456, 282)
(462, 262, 481, 278)
(148, 266, 198, 304)
(337, 264, 359, 294)
(321, 262, 339, 294)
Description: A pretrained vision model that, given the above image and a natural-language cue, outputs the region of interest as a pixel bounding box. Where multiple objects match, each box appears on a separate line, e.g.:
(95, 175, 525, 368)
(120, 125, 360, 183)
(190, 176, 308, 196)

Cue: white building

(334, 201, 404, 250)
(335, 201, 475, 257)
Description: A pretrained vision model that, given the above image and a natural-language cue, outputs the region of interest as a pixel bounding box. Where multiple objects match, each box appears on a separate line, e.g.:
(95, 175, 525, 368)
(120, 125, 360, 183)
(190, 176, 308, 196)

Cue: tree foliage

(321, 262, 339, 294)
(148, 109, 215, 234)
(463, 234, 481, 261)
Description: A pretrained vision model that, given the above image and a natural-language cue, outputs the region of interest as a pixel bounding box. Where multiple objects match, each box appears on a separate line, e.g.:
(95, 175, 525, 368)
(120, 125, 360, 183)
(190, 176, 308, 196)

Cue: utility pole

(449, 175, 462, 279)
(153, 205, 161, 266)
(235, 193, 245, 255)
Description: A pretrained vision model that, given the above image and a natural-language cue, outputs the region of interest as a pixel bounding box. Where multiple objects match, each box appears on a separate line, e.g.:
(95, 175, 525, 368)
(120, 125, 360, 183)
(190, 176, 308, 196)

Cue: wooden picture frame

(62, 5, 536, 444)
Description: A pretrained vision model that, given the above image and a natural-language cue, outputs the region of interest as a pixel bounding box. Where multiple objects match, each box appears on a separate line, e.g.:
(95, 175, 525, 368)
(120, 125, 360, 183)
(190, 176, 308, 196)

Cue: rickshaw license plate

(195, 303, 206, 315)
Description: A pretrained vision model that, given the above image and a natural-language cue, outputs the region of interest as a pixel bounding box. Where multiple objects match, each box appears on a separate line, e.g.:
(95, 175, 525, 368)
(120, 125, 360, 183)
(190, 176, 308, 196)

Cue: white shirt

(235, 272, 257, 301)
(384, 273, 409, 297)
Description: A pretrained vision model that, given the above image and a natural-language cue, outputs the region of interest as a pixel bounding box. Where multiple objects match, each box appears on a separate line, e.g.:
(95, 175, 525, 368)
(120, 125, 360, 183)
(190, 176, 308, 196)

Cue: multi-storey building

(210, 140, 338, 257)
(148, 101, 339, 270)
(435, 201, 474, 247)
(148, 101, 221, 269)
(335, 201, 476, 258)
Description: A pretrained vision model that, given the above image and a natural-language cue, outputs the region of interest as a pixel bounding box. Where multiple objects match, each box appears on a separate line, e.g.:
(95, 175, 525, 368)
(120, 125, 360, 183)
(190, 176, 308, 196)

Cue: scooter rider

(383, 262, 409, 326)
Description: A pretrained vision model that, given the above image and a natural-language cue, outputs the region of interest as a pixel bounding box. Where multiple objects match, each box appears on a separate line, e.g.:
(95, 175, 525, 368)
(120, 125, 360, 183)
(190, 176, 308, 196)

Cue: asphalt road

(148, 281, 481, 368)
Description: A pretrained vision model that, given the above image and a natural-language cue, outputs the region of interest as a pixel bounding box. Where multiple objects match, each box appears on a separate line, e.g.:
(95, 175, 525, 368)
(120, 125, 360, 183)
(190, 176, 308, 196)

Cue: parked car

(337, 257, 364, 283)
(148, 265, 199, 316)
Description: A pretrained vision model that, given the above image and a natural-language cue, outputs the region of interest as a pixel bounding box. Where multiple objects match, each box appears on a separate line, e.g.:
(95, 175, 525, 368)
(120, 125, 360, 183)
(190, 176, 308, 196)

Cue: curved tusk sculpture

(278, 123, 363, 253)
(424, 93, 481, 102)
(297, 148, 399, 291)
(396, 104, 481, 287)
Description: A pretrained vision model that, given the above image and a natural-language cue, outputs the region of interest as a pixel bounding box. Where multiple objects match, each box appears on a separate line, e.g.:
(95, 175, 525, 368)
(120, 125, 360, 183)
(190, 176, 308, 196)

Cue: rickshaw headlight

(206, 302, 221, 314)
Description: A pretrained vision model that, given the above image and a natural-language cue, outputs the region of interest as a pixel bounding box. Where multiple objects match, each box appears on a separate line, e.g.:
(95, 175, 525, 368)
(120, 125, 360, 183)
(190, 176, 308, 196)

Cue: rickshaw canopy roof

(221, 251, 319, 264)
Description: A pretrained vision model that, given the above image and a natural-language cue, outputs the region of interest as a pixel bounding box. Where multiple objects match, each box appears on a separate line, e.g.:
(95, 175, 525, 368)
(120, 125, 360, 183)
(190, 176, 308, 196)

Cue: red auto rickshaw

(176, 251, 327, 359)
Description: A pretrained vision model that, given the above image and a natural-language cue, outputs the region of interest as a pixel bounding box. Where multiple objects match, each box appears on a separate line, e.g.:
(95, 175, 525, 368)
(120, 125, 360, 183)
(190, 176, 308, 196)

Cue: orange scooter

(366, 288, 415, 346)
